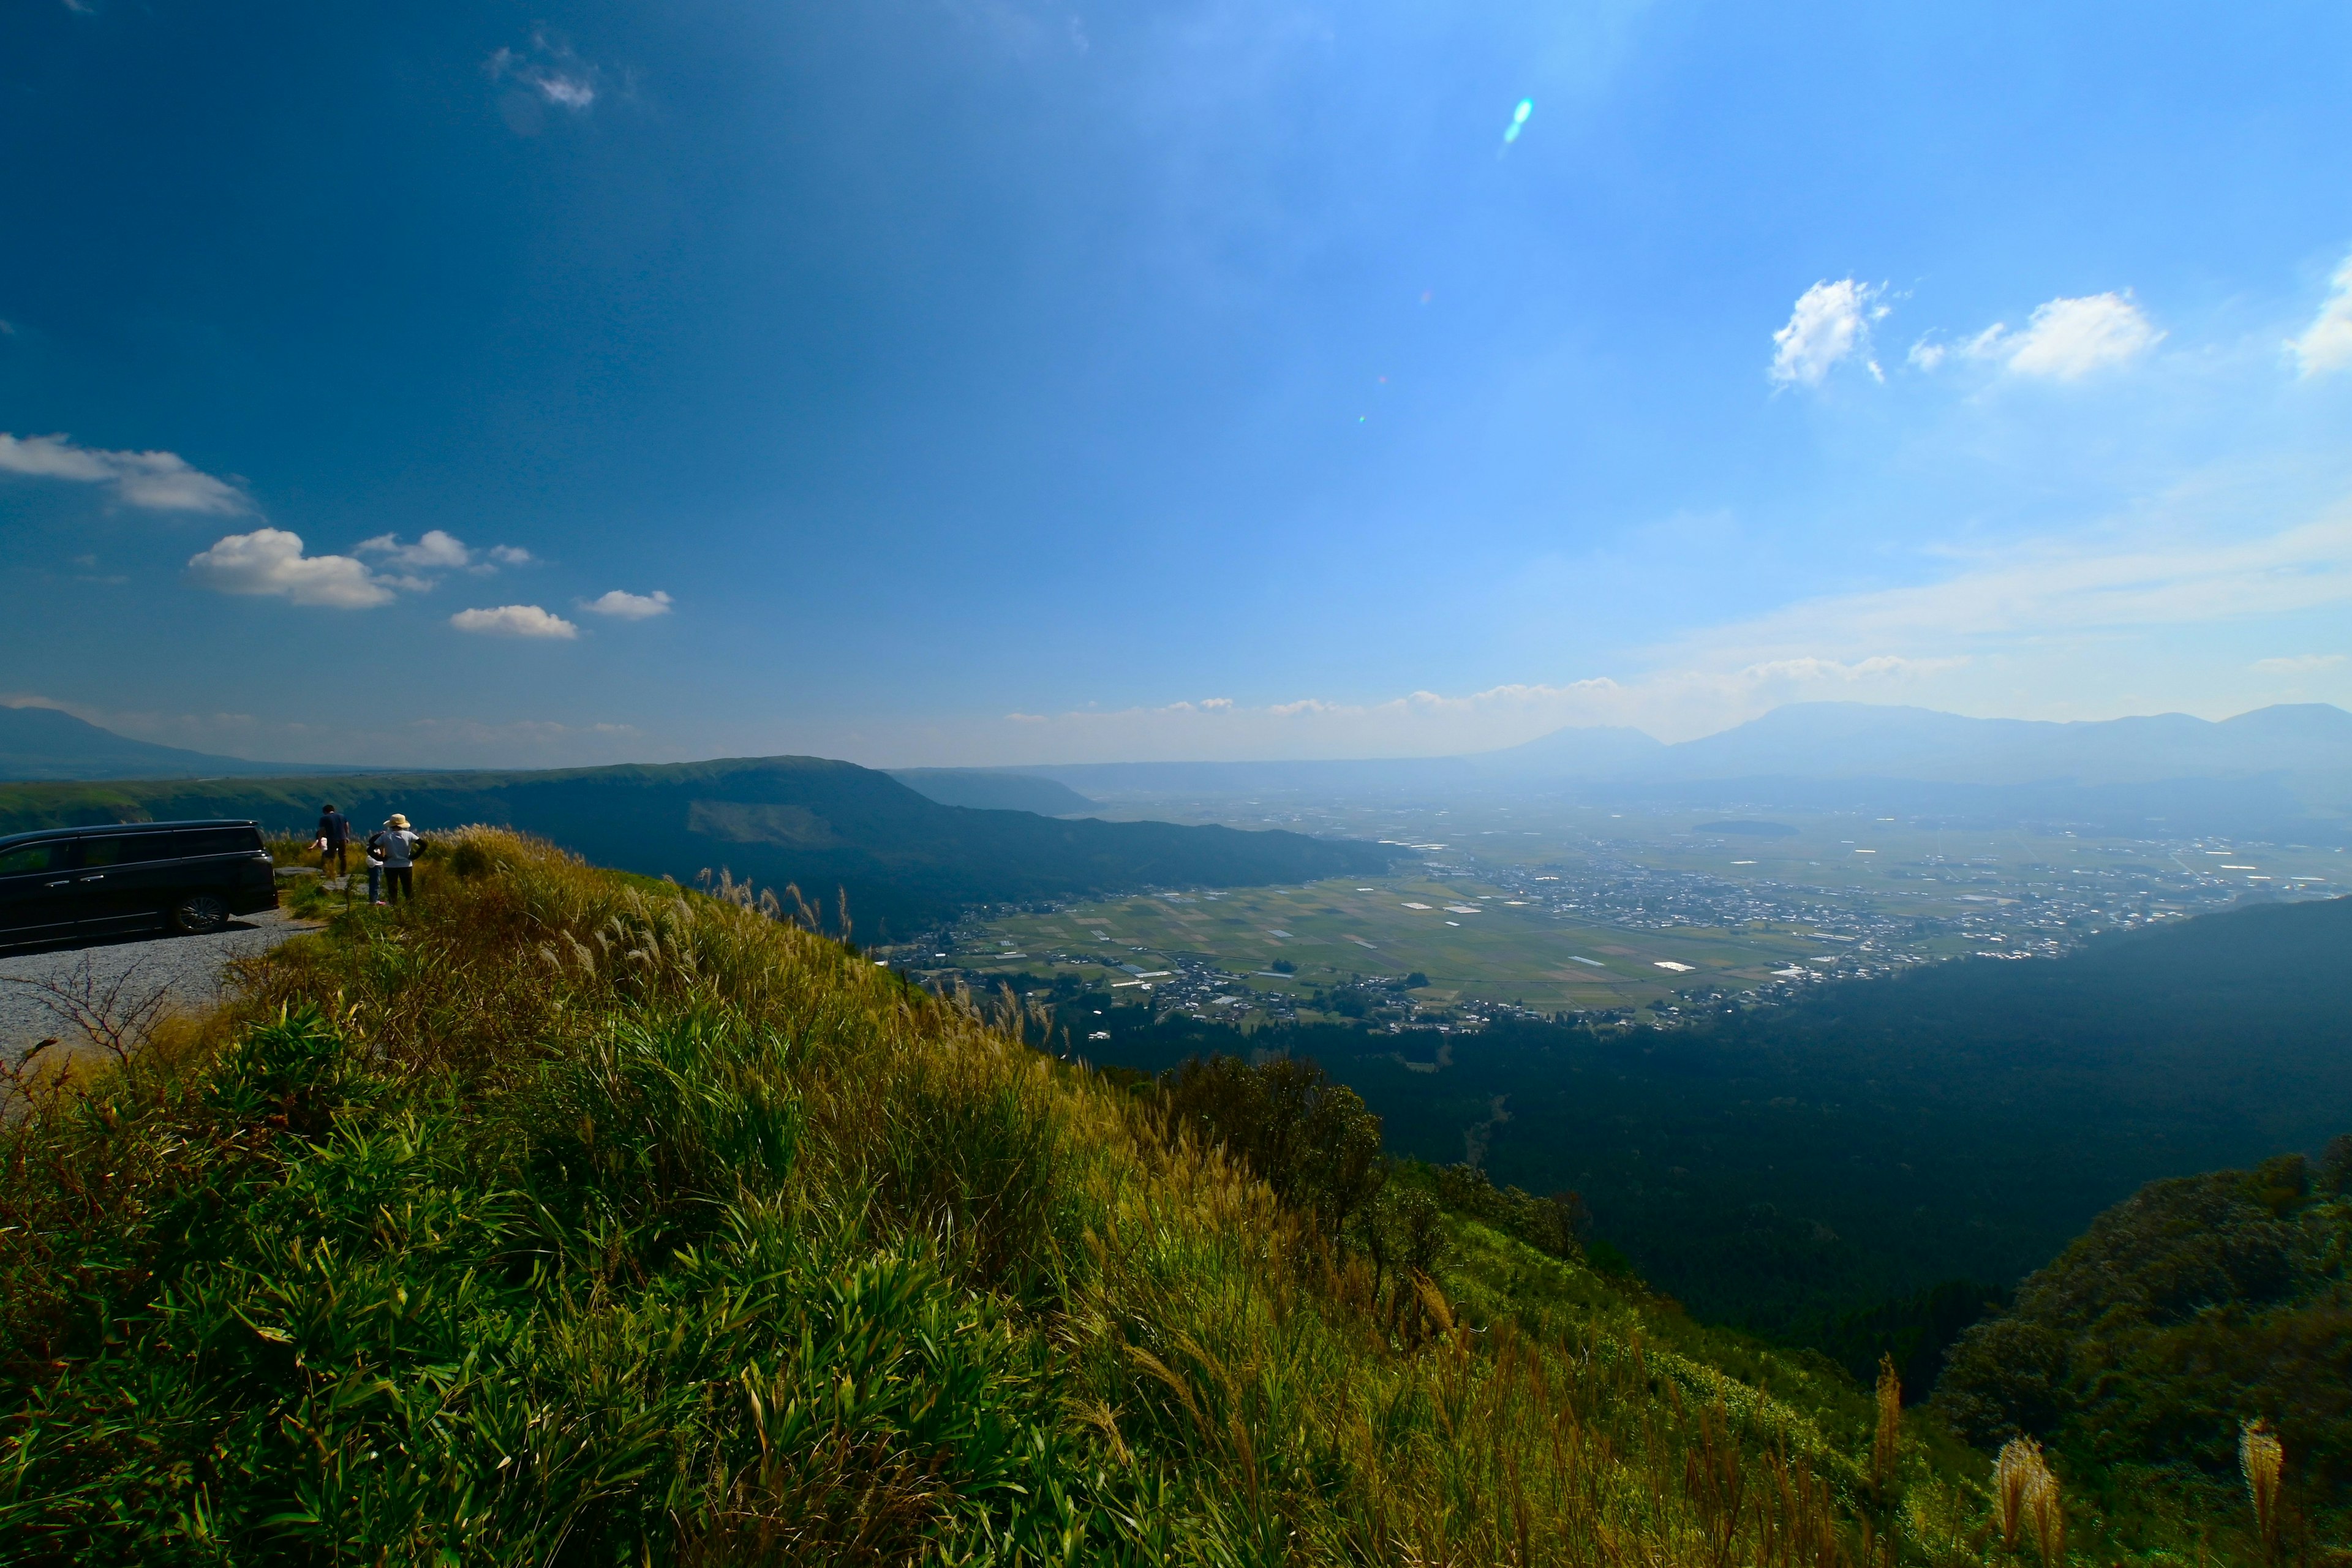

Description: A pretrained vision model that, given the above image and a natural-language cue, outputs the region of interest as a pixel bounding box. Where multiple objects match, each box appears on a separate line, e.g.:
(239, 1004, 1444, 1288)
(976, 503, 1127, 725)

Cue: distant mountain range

(10, 699, 2347, 840)
(0, 705, 356, 780)
(1022, 702, 2352, 837)
(1599, 701, 2352, 786)
(0, 758, 1389, 934)
(0, 704, 1102, 818)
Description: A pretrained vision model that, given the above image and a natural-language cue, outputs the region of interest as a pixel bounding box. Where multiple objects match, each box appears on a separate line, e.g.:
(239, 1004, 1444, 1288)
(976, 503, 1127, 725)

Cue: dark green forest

(1076, 895, 2352, 1362)
(1935, 1144, 2352, 1550)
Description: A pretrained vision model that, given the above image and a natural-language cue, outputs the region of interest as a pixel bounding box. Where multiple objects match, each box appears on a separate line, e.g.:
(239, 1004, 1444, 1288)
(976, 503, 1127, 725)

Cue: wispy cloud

(357, 530, 531, 576)
(969, 656, 1967, 761)
(579, 589, 672, 619)
(1769, 279, 1885, 388)
(186, 529, 395, 608)
(2250, 652, 2346, 674)
(451, 604, 579, 639)
(1692, 513, 2352, 658)
(358, 529, 470, 570)
(1999, 292, 2162, 378)
(953, 498, 2352, 761)
(486, 31, 603, 113)
(1914, 293, 2163, 380)
(0, 432, 249, 513)
(2289, 251, 2352, 376)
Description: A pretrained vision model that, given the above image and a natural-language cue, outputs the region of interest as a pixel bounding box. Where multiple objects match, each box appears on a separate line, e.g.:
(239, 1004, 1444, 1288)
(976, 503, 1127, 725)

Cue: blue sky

(4, 0, 2350, 766)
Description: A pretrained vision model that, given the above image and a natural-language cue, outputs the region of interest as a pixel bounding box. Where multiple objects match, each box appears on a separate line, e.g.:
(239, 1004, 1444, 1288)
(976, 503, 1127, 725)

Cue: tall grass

(2, 830, 2003, 1564)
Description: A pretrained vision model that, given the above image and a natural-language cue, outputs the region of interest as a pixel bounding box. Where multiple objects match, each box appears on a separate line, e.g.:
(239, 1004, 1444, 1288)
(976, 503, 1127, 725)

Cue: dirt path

(0, 908, 322, 1066)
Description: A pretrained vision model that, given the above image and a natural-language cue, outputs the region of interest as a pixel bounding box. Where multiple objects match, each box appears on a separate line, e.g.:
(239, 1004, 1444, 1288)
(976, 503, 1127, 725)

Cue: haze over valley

(6, 0, 2351, 1558)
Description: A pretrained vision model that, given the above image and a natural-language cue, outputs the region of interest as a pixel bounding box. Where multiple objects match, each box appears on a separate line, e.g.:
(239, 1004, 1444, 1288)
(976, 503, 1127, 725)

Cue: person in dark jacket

(316, 803, 350, 878)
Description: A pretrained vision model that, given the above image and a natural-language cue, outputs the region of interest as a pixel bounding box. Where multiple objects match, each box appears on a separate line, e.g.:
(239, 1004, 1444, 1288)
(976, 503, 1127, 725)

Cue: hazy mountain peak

(0, 704, 344, 782)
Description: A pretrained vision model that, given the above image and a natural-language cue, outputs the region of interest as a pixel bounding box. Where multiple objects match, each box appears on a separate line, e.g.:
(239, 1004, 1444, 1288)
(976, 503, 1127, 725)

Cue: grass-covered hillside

(0, 829, 2043, 1564)
(1935, 1147, 2352, 1558)
(0, 757, 1392, 935)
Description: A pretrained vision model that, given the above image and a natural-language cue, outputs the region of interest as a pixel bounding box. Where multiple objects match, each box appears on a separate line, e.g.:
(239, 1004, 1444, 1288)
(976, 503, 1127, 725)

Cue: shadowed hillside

(0, 756, 1392, 933)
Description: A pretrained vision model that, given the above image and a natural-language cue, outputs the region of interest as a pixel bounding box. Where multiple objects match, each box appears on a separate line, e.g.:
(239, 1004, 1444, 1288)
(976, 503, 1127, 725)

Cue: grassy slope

(1, 831, 2027, 1566)
(0, 758, 1390, 935)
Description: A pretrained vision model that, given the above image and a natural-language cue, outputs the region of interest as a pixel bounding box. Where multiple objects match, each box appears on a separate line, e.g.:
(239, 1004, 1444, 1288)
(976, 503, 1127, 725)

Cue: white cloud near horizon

(956, 655, 1962, 763)
(1769, 279, 1885, 387)
(933, 503, 2352, 761)
(1697, 513, 2352, 658)
(2290, 252, 2352, 375)
(579, 589, 673, 619)
(186, 529, 395, 608)
(451, 604, 579, 639)
(0, 432, 249, 513)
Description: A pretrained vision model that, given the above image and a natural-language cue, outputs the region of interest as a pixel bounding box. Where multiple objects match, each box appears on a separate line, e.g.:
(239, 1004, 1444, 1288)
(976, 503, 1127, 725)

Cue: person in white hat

(367, 813, 424, 905)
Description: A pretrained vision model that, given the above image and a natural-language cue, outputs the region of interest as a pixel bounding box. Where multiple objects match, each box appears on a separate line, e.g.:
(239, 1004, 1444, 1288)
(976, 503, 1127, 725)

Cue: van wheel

(172, 895, 230, 935)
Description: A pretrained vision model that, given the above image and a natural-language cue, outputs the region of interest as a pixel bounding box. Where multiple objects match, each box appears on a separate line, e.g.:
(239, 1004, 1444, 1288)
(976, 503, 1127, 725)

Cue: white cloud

(358, 529, 472, 570)
(579, 589, 673, 620)
(2250, 653, 2346, 674)
(1975, 293, 2161, 379)
(451, 604, 579, 639)
(0, 432, 249, 513)
(486, 31, 600, 110)
(1906, 337, 1947, 371)
(2289, 252, 2352, 376)
(1770, 279, 1884, 388)
(356, 530, 532, 576)
(186, 529, 394, 608)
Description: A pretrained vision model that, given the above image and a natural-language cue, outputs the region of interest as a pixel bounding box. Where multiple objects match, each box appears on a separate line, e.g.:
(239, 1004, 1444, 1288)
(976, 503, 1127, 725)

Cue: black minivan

(0, 821, 278, 944)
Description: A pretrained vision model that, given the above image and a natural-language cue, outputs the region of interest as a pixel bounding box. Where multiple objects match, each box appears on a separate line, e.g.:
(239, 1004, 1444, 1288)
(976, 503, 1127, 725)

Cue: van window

(80, 834, 179, 867)
(0, 842, 70, 877)
(174, 827, 263, 858)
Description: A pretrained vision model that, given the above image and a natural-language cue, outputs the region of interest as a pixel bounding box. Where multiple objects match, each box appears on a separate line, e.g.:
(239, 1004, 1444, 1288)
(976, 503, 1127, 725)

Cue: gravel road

(0, 908, 322, 1066)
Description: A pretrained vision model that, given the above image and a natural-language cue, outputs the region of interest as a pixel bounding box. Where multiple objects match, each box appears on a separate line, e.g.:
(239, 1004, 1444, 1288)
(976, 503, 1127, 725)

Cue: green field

(949, 874, 1837, 1011)
(943, 799, 2345, 1012)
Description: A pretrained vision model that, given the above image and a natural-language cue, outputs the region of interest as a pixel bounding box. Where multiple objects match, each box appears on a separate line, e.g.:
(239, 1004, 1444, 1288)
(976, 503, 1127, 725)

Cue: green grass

(0, 828, 2119, 1564)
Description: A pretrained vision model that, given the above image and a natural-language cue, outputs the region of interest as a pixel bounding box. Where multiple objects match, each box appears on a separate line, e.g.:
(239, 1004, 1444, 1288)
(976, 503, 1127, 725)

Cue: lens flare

(1502, 98, 1534, 144)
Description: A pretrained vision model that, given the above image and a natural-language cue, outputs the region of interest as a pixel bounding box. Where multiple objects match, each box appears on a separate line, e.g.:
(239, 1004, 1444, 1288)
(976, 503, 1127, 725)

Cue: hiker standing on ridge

(369, 813, 423, 905)
(315, 802, 350, 879)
